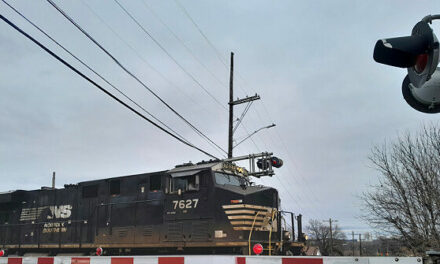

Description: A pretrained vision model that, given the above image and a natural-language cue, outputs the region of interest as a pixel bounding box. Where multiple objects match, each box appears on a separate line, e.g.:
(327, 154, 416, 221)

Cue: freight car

(0, 158, 305, 256)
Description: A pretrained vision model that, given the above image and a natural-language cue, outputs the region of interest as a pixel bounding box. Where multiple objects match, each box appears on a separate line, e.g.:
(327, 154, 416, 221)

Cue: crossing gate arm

(0, 256, 424, 264)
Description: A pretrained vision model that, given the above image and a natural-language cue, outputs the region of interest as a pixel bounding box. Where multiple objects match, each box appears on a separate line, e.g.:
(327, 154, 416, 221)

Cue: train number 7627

(172, 199, 199, 210)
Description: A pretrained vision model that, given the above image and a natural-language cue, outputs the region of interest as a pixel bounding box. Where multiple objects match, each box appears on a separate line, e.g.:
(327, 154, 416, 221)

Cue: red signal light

(253, 243, 263, 255)
(415, 54, 428, 73)
(257, 156, 283, 169)
(0, 250, 5, 257)
(271, 157, 283, 168)
(96, 247, 103, 256)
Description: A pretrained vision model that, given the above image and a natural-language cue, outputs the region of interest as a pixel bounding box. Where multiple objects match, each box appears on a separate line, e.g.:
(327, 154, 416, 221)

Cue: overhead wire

(251, 132, 321, 218)
(139, 0, 267, 161)
(140, 0, 228, 89)
(112, 0, 266, 165)
(238, 93, 327, 216)
(4, 0, 322, 218)
(112, 0, 227, 111)
(238, 86, 327, 217)
(0, 13, 219, 160)
(173, 0, 228, 69)
(45, 0, 228, 157)
(240, 122, 312, 214)
(78, 0, 202, 109)
(172, 0, 324, 217)
(264, 114, 331, 217)
(170, 0, 265, 150)
(0, 0, 193, 150)
(132, 0, 318, 210)
(55, 0, 256, 162)
(78, 0, 229, 158)
(233, 101, 252, 134)
(139, 0, 265, 160)
(231, 63, 327, 216)
(172, 0, 258, 98)
(236, 79, 327, 217)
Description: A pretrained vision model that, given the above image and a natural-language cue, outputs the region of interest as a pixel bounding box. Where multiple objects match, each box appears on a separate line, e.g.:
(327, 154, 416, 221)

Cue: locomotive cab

(164, 161, 284, 255)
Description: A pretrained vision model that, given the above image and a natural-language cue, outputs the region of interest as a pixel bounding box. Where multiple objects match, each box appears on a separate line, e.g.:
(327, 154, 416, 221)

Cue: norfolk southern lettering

(0, 161, 304, 255)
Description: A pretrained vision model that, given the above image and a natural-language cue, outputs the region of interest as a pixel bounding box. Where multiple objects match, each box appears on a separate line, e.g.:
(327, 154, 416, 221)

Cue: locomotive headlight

(283, 231, 291, 241)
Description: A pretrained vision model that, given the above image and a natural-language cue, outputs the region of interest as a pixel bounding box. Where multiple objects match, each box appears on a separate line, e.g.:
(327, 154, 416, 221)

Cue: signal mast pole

(227, 52, 260, 158)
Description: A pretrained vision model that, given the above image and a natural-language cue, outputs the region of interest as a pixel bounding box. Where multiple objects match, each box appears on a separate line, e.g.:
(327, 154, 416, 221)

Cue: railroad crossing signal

(373, 15, 440, 113)
(257, 156, 283, 170)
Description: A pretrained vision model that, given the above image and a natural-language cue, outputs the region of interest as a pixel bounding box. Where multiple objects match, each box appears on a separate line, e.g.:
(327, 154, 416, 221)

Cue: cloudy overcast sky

(1, 0, 440, 236)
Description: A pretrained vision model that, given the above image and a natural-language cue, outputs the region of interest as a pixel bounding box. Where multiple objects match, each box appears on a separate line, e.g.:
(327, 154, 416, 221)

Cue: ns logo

(47, 205, 72, 219)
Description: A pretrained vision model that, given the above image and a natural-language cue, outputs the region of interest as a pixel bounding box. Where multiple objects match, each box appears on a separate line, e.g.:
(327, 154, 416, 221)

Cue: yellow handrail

(248, 211, 262, 255)
(268, 209, 277, 256)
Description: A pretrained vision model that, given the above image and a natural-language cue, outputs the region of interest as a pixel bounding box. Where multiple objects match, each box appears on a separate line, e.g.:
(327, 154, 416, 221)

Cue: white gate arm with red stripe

(0, 256, 423, 264)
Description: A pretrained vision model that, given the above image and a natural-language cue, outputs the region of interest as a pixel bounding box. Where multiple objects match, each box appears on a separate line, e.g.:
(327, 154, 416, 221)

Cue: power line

(1, 0, 193, 149)
(156, 0, 271, 159)
(233, 101, 253, 134)
(54, 1, 316, 217)
(113, 0, 227, 111)
(78, 0, 227, 158)
(140, 0, 228, 89)
(0, 13, 219, 160)
(246, 121, 324, 218)
(113, 0, 264, 162)
(173, 0, 253, 95)
(248, 102, 330, 217)
(250, 131, 323, 219)
(45, 0, 227, 156)
(173, 0, 228, 69)
(175, 0, 326, 215)
(171, 2, 251, 97)
(169, 0, 327, 218)
(170, 0, 262, 143)
(50, 0, 262, 160)
(78, 0, 203, 110)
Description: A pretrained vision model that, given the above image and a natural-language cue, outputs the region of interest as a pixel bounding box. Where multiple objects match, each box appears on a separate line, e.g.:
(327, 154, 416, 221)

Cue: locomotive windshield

(214, 172, 248, 186)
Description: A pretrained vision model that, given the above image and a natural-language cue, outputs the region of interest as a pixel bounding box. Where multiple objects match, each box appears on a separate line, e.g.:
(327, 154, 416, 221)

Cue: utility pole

(323, 218, 338, 256)
(227, 52, 260, 158)
(359, 234, 362, 256)
(352, 231, 355, 256)
(228, 52, 234, 158)
(329, 218, 334, 256)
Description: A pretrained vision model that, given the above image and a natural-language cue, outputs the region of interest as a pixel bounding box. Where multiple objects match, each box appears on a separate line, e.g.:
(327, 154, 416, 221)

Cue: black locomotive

(0, 160, 305, 256)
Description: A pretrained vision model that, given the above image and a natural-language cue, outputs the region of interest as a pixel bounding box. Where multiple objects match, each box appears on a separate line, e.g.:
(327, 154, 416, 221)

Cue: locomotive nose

(219, 187, 279, 234)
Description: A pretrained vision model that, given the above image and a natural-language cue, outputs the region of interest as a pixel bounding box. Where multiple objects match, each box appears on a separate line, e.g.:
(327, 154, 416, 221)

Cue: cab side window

(169, 174, 199, 193)
(149, 175, 162, 192)
(0, 212, 9, 224)
(109, 180, 121, 195)
(82, 185, 98, 198)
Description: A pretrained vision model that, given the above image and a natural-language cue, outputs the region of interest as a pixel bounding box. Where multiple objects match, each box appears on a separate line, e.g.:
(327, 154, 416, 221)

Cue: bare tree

(307, 219, 346, 255)
(362, 124, 440, 254)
